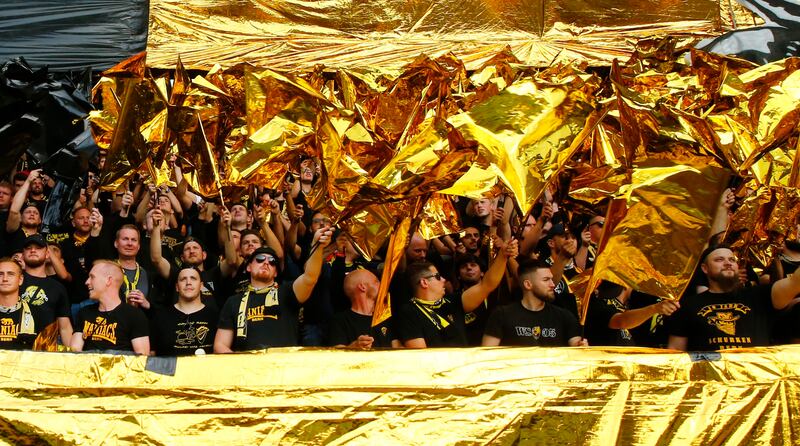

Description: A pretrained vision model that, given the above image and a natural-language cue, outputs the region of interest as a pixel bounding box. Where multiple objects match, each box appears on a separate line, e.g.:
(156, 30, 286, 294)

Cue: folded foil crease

(146, 0, 723, 70)
(3, 347, 800, 444)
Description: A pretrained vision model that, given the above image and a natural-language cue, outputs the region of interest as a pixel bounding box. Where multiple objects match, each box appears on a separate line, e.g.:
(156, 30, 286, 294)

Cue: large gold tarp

(2, 347, 800, 444)
(147, 0, 722, 70)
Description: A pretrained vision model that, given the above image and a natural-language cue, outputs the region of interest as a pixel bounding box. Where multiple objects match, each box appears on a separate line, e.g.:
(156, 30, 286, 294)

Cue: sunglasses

(422, 273, 443, 281)
(253, 254, 278, 266)
(589, 221, 605, 228)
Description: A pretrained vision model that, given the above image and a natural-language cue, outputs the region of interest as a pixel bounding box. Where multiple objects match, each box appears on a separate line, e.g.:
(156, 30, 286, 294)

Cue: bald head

(86, 260, 125, 300)
(343, 269, 380, 302)
(405, 232, 428, 263)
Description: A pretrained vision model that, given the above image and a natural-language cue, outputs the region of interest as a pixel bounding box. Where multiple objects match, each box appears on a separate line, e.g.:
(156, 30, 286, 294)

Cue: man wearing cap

(668, 244, 800, 351)
(483, 260, 586, 347)
(70, 260, 150, 355)
(213, 227, 333, 352)
(395, 239, 518, 348)
(19, 234, 73, 343)
(542, 223, 579, 318)
(453, 253, 493, 346)
(149, 207, 239, 309)
(0, 257, 47, 350)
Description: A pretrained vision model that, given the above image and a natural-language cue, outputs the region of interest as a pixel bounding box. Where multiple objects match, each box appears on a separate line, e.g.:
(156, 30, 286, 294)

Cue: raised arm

(771, 267, 800, 310)
(149, 209, 171, 279)
(6, 169, 40, 233)
(462, 238, 518, 312)
(293, 227, 333, 304)
(218, 207, 239, 277)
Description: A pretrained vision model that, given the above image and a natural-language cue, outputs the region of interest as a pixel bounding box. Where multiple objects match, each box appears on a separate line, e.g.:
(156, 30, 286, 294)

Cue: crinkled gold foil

(587, 158, 729, 301)
(373, 216, 412, 327)
(4, 346, 800, 444)
(147, 0, 721, 70)
(418, 194, 461, 241)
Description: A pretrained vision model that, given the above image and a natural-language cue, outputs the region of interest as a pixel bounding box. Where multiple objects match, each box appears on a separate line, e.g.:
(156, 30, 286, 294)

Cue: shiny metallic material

(147, 0, 722, 70)
(587, 159, 729, 302)
(4, 346, 800, 444)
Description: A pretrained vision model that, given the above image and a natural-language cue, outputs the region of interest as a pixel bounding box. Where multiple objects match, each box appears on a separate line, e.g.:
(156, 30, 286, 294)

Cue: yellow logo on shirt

(82, 317, 118, 344)
(698, 303, 751, 337)
(0, 318, 18, 341)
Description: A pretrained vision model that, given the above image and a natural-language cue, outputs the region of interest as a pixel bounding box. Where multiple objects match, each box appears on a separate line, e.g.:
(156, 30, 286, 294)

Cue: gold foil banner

(587, 159, 729, 301)
(3, 347, 800, 444)
(147, 0, 721, 71)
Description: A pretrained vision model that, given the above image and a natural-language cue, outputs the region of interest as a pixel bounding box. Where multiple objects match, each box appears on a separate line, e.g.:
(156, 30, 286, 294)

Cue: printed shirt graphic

(218, 282, 301, 351)
(0, 304, 43, 350)
(150, 305, 219, 356)
(669, 285, 774, 351)
(20, 273, 70, 326)
(75, 303, 149, 352)
(483, 301, 580, 346)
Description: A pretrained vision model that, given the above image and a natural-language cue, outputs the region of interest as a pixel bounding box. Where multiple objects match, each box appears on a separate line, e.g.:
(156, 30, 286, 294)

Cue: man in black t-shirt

(20, 234, 73, 343)
(70, 260, 150, 354)
(668, 245, 800, 351)
(585, 281, 679, 347)
(483, 260, 585, 347)
(395, 239, 518, 348)
(0, 258, 47, 350)
(329, 269, 399, 349)
(213, 227, 333, 352)
(150, 267, 218, 356)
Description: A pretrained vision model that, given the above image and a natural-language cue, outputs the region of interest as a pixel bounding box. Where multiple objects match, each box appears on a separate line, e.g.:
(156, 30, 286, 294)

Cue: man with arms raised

(0, 258, 46, 350)
(70, 260, 150, 355)
(668, 245, 800, 351)
(396, 239, 518, 348)
(213, 227, 333, 352)
(482, 260, 586, 347)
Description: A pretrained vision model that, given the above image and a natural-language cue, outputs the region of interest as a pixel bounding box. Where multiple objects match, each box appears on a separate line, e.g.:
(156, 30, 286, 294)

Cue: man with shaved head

(328, 269, 400, 349)
(70, 260, 150, 355)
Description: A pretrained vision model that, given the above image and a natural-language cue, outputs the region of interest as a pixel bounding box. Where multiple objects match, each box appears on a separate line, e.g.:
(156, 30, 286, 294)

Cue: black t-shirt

(150, 304, 218, 356)
(75, 303, 150, 352)
(628, 291, 669, 348)
(395, 294, 467, 347)
(668, 285, 774, 351)
(218, 282, 301, 351)
(59, 233, 91, 304)
(328, 310, 395, 348)
(584, 295, 635, 346)
(483, 301, 581, 346)
(20, 273, 70, 326)
(0, 302, 47, 350)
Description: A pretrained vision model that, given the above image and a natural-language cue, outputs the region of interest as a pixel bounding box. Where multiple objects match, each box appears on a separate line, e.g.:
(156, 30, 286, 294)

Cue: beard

(709, 269, 739, 290)
(534, 289, 556, 303)
(23, 257, 45, 268)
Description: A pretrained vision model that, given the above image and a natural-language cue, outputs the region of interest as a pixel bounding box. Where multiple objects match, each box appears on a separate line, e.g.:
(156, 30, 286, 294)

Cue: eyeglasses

(254, 254, 278, 266)
(312, 218, 331, 225)
(462, 233, 480, 239)
(422, 273, 443, 281)
(589, 221, 605, 228)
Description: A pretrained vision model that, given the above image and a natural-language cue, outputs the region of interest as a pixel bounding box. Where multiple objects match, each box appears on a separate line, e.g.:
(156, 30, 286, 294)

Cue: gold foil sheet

(3, 347, 800, 444)
(147, 0, 722, 71)
(587, 158, 729, 301)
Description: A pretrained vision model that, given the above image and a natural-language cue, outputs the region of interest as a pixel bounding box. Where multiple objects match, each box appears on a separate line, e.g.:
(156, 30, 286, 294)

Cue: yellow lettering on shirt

(82, 317, 118, 345)
(0, 318, 19, 341)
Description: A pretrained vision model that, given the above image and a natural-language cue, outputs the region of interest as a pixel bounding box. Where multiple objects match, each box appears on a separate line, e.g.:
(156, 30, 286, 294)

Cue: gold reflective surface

(147, 0, 721, 70)
(3, 346, 800, 444)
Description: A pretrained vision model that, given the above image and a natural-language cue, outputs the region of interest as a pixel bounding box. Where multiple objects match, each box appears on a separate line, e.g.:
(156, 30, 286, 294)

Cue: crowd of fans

(1, 153, 799, 356)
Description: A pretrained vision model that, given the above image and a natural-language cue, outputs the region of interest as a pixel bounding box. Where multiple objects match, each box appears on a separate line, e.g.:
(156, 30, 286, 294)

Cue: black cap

(22, 233, 47, 248)
(246, 246, 279, 265)
(454, 253, 486, 271)
(699, 244, 733, 263)
(181, 236, 207, 252)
